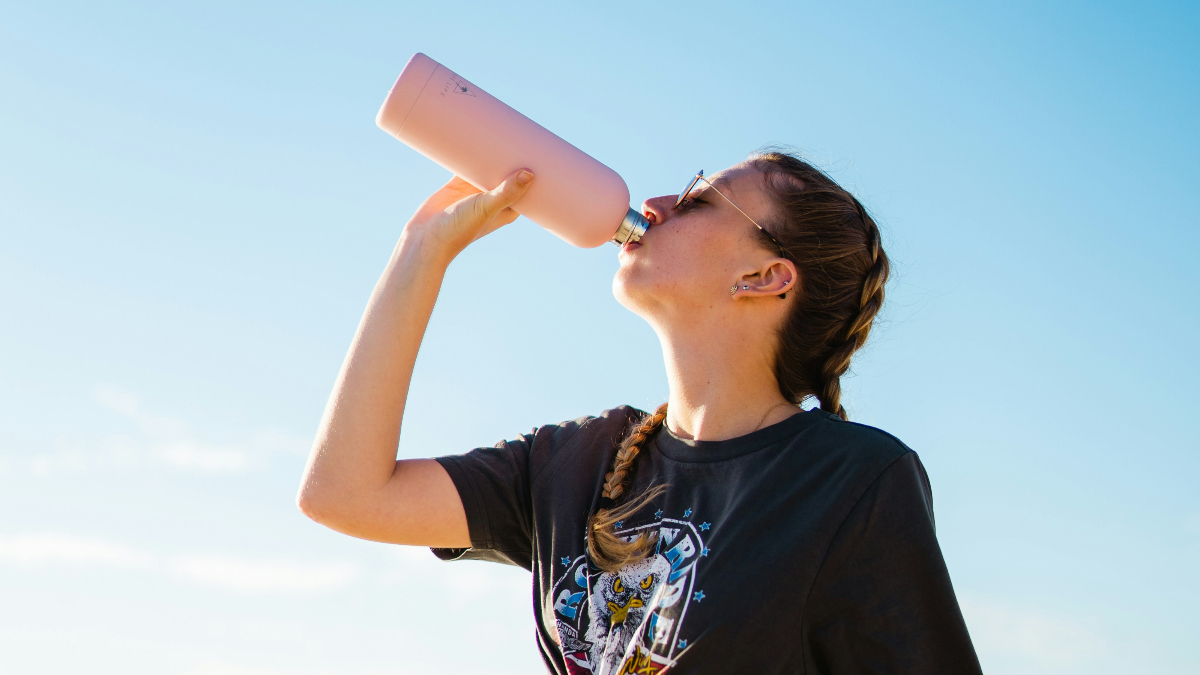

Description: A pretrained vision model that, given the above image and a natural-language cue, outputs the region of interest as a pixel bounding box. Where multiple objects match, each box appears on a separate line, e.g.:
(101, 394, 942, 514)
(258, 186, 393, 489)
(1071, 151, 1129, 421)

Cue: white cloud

(184, 662, 284, 675)
(0, 533, 157, 570)
(5, 386, 310, 477)
(93, 384, 261, 474)
(27, 435, 141, 476)
(29, 449, 89, 475)
(386, 544, 528, 606)
(0, 531, 356, 595)
(155, 440, 254, 473)
(961, 595, 1107, 673)
(245, 429, 310, 456)
(92, 385, 142, 418)
(170, 555, 359, 594)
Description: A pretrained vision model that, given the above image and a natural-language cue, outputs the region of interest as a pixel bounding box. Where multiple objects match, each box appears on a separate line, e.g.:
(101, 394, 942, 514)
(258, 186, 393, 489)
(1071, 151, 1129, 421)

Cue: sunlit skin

(297, 163, 804, 548)
(615, 162, 801, 441)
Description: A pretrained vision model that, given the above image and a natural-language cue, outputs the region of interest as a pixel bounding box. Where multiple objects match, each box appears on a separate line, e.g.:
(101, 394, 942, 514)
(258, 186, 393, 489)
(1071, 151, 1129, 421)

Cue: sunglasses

(673, 170, 785, 254)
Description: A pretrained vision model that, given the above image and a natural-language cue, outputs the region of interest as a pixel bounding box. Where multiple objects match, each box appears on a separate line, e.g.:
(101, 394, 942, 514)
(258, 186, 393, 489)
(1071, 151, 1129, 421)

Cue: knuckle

(471, 194, 491, 216)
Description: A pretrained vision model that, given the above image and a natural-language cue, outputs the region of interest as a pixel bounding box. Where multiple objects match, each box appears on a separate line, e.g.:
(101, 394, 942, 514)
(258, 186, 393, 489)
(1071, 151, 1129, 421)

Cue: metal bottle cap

(610, 208, 649, 246)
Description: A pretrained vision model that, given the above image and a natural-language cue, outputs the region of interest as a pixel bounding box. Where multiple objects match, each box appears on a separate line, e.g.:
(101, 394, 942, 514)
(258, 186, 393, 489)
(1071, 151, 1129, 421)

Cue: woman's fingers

(495, 206, 521, 226)
(404, 169, 534, 256)
(473, 206, 521, 241)
(468, 169, 533, 224)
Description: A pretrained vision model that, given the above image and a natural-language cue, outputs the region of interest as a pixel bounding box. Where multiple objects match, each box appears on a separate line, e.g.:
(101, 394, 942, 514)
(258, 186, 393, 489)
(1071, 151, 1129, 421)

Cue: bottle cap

(611, 208, 649, 246)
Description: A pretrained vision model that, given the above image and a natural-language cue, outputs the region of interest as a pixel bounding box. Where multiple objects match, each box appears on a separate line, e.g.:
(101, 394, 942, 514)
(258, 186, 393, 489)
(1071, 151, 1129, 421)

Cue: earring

(729, 285, 737, 295)
(742, 286, 749, 290)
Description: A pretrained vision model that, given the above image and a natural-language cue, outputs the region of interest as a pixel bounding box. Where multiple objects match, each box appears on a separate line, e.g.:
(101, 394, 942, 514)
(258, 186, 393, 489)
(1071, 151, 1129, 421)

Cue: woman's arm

(296, 169, 534, 548)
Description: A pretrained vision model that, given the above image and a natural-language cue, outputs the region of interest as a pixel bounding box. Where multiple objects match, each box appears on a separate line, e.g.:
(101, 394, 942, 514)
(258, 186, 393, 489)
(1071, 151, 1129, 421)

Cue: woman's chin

(613, 268, 670, 320)
(612, 267, 646, 312)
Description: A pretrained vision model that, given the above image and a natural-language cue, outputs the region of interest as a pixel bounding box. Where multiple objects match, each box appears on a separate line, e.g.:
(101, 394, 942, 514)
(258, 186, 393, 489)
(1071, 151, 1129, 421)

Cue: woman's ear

(733, 258, 798, 299)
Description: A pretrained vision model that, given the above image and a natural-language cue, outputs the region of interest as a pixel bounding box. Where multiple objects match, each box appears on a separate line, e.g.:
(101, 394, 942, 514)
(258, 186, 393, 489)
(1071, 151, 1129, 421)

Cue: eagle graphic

(583, 554, 672, 674)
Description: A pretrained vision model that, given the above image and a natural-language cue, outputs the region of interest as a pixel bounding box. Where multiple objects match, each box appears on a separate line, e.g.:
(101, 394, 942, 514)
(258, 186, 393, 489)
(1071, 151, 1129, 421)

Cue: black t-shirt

(433, 406, 982, 675)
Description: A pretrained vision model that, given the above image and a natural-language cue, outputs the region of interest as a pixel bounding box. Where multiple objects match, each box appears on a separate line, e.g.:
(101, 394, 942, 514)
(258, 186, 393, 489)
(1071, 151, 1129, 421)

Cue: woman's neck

(656, 325, 797, 442)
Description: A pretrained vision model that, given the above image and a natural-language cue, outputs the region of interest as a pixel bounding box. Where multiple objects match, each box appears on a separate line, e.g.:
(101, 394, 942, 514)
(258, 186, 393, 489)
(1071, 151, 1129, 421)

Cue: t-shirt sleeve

(802, 451, 983, 674)
(430, 432, 536, 570)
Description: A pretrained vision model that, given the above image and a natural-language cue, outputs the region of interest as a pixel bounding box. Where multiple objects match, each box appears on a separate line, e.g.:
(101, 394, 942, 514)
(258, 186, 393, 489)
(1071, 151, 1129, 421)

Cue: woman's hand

(403, 168, 534, 259)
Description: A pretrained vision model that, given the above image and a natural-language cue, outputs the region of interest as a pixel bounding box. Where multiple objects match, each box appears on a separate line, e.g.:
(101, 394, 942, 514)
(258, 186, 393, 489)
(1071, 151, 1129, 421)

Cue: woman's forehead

(707, 163, 760, 198)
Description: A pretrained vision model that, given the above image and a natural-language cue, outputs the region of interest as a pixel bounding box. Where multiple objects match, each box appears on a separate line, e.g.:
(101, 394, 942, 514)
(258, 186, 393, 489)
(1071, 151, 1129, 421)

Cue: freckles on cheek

(647, 227, 729, 296)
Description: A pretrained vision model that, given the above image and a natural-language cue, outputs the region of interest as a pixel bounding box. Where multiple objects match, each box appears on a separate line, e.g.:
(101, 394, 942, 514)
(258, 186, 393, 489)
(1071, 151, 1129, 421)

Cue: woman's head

(612, 149, 889, 418)
(614, 161, 798, 327)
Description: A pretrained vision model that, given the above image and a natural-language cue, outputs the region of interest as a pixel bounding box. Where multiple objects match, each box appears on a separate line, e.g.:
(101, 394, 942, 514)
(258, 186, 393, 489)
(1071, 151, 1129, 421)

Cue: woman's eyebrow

(709, 177, 735, 196)
(698, 179, 737, 205)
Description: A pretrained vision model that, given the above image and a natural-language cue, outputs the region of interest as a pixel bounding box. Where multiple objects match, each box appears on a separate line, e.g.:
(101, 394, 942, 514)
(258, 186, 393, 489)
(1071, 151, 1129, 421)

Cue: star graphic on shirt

(699, 522, 711, 531)
(561, 556, 571, 566)
(655, 509, 664, 519)
(683, 508, 692, 517)
(701, 547, 710, 556)
(693, 590, 706, 601)
(677, 639, 688, 649)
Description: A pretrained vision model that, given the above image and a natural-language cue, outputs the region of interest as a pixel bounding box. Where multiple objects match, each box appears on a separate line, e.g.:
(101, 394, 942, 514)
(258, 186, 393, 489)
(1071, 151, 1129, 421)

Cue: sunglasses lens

(675, 172, 703, 209)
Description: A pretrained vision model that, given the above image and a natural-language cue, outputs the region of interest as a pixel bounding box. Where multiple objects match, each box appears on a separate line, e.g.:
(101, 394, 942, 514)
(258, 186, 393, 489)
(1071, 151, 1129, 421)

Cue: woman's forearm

(295, 170, 531, 539)
(297, 230, 454, 520)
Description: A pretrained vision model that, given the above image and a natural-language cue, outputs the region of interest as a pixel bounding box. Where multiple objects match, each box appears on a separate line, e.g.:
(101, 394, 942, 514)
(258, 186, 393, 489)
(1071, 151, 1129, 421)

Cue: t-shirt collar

(653, 408, 830, 463)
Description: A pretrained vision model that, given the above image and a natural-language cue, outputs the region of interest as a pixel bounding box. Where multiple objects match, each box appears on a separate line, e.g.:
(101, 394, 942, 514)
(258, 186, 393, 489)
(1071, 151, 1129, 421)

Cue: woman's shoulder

(791, 413, 934, 522)
(524, 404, 645, 481)
(817, 411, 911, 449)
(801, 409, 917, 472)
(535, 404, 645, 447)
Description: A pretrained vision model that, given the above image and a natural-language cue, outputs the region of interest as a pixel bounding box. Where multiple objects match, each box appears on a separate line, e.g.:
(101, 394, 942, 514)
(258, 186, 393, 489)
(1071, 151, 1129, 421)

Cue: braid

(751, 148, 891, 422)
(602, 403, 668, 500)
(587, 403, 669, 572)
(818, 210, 889, 420)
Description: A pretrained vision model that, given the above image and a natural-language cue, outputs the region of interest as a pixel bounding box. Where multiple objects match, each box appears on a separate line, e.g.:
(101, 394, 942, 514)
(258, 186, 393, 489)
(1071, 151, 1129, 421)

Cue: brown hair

(586, 403, 669, 572)
(586, 149, 890, 572)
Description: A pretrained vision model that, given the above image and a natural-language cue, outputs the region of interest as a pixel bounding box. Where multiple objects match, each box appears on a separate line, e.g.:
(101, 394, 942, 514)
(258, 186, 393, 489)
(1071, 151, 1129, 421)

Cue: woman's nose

(641, 195, 678, 226)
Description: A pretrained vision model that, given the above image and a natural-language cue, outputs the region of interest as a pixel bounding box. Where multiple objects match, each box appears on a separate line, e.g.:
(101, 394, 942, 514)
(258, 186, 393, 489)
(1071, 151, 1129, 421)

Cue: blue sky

(1, 1, 1197, 673)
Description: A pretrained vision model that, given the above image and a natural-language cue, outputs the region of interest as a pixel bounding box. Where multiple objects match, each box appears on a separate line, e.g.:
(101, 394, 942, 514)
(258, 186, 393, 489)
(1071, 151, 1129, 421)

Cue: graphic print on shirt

(548, 516, 708, 675)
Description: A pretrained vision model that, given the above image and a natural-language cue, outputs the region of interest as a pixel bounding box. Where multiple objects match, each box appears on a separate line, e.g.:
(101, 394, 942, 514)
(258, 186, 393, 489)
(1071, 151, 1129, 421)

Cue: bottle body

(376, 53, 646, 248)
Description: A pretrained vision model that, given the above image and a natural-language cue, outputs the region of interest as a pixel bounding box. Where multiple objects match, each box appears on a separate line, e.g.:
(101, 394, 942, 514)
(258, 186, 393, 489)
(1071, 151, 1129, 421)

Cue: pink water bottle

(375, 53, 648, 248)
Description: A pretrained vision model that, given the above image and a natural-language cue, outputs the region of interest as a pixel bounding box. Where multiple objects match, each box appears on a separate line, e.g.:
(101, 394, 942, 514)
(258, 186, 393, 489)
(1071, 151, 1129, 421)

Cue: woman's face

(613, 162, 788, 322)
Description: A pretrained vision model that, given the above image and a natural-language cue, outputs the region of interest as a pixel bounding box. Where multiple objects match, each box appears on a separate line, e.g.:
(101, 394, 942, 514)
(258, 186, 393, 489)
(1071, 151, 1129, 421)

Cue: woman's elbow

(296, 481, 336, 525)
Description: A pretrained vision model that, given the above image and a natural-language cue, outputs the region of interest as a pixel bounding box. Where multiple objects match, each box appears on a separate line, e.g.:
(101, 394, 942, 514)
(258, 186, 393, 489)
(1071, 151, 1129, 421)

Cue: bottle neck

(611, 208, 649, 246)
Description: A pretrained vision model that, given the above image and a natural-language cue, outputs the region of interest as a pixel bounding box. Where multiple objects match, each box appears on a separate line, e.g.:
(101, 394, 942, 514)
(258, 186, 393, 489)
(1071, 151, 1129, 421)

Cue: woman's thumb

(480, 169, 534, 216)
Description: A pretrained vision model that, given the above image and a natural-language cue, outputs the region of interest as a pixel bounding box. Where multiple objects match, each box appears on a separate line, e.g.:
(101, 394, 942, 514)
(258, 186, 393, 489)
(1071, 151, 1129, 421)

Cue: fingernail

(516, 170, 533, 185)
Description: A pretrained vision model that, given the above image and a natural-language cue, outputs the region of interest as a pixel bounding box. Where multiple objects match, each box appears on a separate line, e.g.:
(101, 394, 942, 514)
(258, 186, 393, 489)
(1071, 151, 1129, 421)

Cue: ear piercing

(732, 285, 790, 299)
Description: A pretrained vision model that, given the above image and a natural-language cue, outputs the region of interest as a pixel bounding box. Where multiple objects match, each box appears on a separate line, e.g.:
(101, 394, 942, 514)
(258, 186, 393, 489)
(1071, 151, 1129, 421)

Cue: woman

(297, 150, 982, 674)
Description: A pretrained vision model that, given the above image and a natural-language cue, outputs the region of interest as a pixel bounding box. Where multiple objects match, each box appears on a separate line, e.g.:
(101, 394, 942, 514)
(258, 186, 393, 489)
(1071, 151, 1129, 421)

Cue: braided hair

(755, 150, 890, 419)
(586, 149, 890, 571)
(586, 403, 669, 572)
